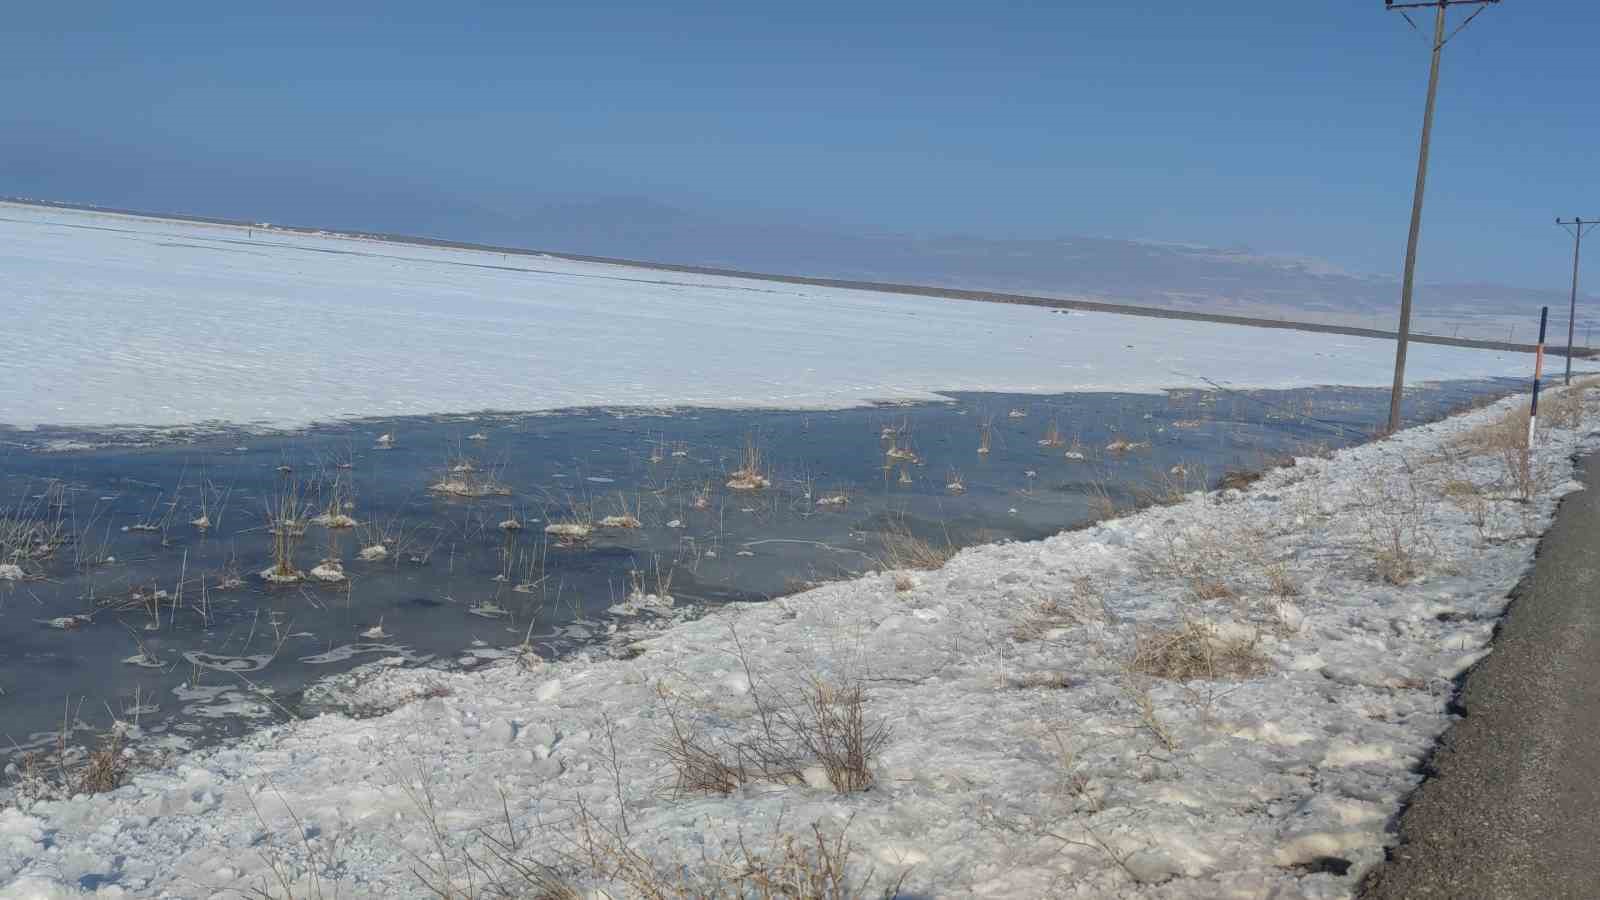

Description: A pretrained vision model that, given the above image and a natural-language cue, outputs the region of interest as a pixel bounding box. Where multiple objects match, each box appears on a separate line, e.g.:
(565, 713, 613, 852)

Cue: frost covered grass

(3, 385, 1598, 898)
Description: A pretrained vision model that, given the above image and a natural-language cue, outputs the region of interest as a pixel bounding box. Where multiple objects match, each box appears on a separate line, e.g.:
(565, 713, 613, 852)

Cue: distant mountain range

(440, 198, 1592, 344)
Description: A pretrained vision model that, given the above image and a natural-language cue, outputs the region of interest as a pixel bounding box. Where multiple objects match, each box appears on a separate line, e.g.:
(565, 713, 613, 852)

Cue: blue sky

(4, 1, 1597, 287)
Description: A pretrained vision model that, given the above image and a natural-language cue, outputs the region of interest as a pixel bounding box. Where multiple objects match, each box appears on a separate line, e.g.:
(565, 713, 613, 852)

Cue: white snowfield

(3, 389, 1593, 898)
(0, 202, 1556, 433)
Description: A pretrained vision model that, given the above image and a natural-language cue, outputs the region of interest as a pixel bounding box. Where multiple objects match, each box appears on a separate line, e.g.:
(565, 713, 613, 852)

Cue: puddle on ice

(0, 380, 1521, 760)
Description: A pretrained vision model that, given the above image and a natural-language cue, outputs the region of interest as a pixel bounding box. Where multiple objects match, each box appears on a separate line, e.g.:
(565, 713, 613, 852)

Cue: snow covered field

(4, 384, 1593, 898)
(0, 203, 1557, 433)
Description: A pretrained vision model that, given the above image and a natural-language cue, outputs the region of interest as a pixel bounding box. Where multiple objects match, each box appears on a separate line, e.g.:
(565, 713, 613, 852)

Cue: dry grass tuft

(11, 722, 133, 803)
(1447, 405, 1550, 502)
(1122, 682, 1178, 752)
(1, 484, 70, 576)
(262, 478, 308, 582)
(782, 680, 889, 794)
(1438, 478, 1482, 500)
(727, 436, 771, 491)
(1129, 620, 1269, 682)
(1005, 670, 1074, 690)
(1263, 562, 1301, 598)
(1218, 469, 1264, 492)
(1011, 578, 1105, 642)
(1141, 524, 1241, 601)
(1188, 579, 1236, 602)
(1352, 463, 1434, 585)
(876, 526, 956, 572)
(1038, 419, 1065, 448)
(1541, 383, 1587, 429)
(555, 809, 906, 900)
(657, 662, 891, 797)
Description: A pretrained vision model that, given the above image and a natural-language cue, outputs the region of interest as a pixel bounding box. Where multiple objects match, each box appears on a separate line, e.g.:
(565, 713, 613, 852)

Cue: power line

(1557, 217, 1600, 385)
(1382, 0, 1502, 435)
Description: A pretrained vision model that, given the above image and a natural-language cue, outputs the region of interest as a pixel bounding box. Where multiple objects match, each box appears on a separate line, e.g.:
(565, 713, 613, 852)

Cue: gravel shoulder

(1361, 452, 1600, 899)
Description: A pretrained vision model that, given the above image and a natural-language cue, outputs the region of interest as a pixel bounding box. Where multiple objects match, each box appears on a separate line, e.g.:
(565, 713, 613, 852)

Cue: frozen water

(0, 202, 1570, 433)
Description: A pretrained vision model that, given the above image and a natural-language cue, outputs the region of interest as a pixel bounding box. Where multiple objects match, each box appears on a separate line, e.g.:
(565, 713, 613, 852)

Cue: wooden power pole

(1383, 0, 1501, 434)
(1557, 217, 1599, 385)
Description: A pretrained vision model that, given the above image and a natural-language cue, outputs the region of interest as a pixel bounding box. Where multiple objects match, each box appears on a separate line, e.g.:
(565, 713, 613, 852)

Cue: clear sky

(4, 1, 1597, 288)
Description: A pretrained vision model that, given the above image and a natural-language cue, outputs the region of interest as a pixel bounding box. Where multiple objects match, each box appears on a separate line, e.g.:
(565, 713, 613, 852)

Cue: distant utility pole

(1557, 217, 1599, 385)
(1383, 0, 1502, 434)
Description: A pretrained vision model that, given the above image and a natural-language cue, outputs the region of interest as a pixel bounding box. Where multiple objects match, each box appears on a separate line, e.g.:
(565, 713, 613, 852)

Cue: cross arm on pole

(1384, 1, 1499, 9)
(1557, 218, 1600, 239)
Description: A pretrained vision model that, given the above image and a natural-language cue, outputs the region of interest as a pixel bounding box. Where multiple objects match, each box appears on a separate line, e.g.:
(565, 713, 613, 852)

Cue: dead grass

(1140, 524, 1242, 601)
(9, 715, 133, 805)
(1129, 620, 1269, 682)
(658, 675, 891, 796)
(581, 815, 897, 899)
(598, 492, 644, 530)
(1501, 446, 1539, 503)
(1448, 405, 1551, 503)
(1188, 579, 1236, 601)
(1217, 469, 1264, 492)
(876, 525, 956, 572)
(1352, 462, 1434, 585)
(448, 802, 908, 900)
(1438, 478, 1482, 499)
(727, 436, 771, 491)
(1121, 681, 1178, 752)
(1011, 578, 1105, 642)
(0, 482, 70, 576)
(263, 478, 309, 582)
(1262, 562, 1301, 598)
(1005, 670, 1074, 690)
(1541, 382, 1588, 429)
(656, 635, 892, 798)
(1038, 419, 1065, 448)
(1086, 479, 1120, 521)
(429, 447, 513, 498)
(780, 680, 888, 794)
(1136, 462, 1205, 507)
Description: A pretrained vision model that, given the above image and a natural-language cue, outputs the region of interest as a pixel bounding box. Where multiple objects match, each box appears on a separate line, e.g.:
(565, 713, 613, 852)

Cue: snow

(0, 202, 1571, 433)
(4, 386, 1594, 898)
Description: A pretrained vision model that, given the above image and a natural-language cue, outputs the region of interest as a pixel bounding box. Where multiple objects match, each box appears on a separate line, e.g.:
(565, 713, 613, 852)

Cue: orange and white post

(1529, 306, 1548, 448)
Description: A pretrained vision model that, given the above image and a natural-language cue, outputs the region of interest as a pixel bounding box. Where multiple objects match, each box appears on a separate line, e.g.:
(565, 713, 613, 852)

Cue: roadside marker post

(1529, 306, 1548, 447)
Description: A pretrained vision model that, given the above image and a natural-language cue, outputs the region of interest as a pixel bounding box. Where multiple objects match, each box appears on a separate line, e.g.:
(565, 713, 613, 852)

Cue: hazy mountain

(8, 181, 1588, 344)
(447, 197, 1587, 344)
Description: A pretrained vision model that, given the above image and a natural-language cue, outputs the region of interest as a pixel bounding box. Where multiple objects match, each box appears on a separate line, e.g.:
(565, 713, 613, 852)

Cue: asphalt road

(1360, 452, 1600, 899)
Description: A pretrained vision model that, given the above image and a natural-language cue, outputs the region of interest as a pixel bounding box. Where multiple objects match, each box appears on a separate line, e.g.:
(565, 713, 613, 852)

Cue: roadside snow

(3, 387, 1593, 898)
(0, 203, 1569, 432)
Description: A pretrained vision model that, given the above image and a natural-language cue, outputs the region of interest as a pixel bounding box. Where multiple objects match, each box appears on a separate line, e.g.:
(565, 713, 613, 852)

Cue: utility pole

(1557, 217, 1599, 385)
(1383, 0, 1502, 434)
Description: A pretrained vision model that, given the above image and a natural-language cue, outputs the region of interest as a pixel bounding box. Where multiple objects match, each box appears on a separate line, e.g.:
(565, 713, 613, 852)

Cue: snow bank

(4, 385, 1593, 897)
(0, 203, 1569, 433)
